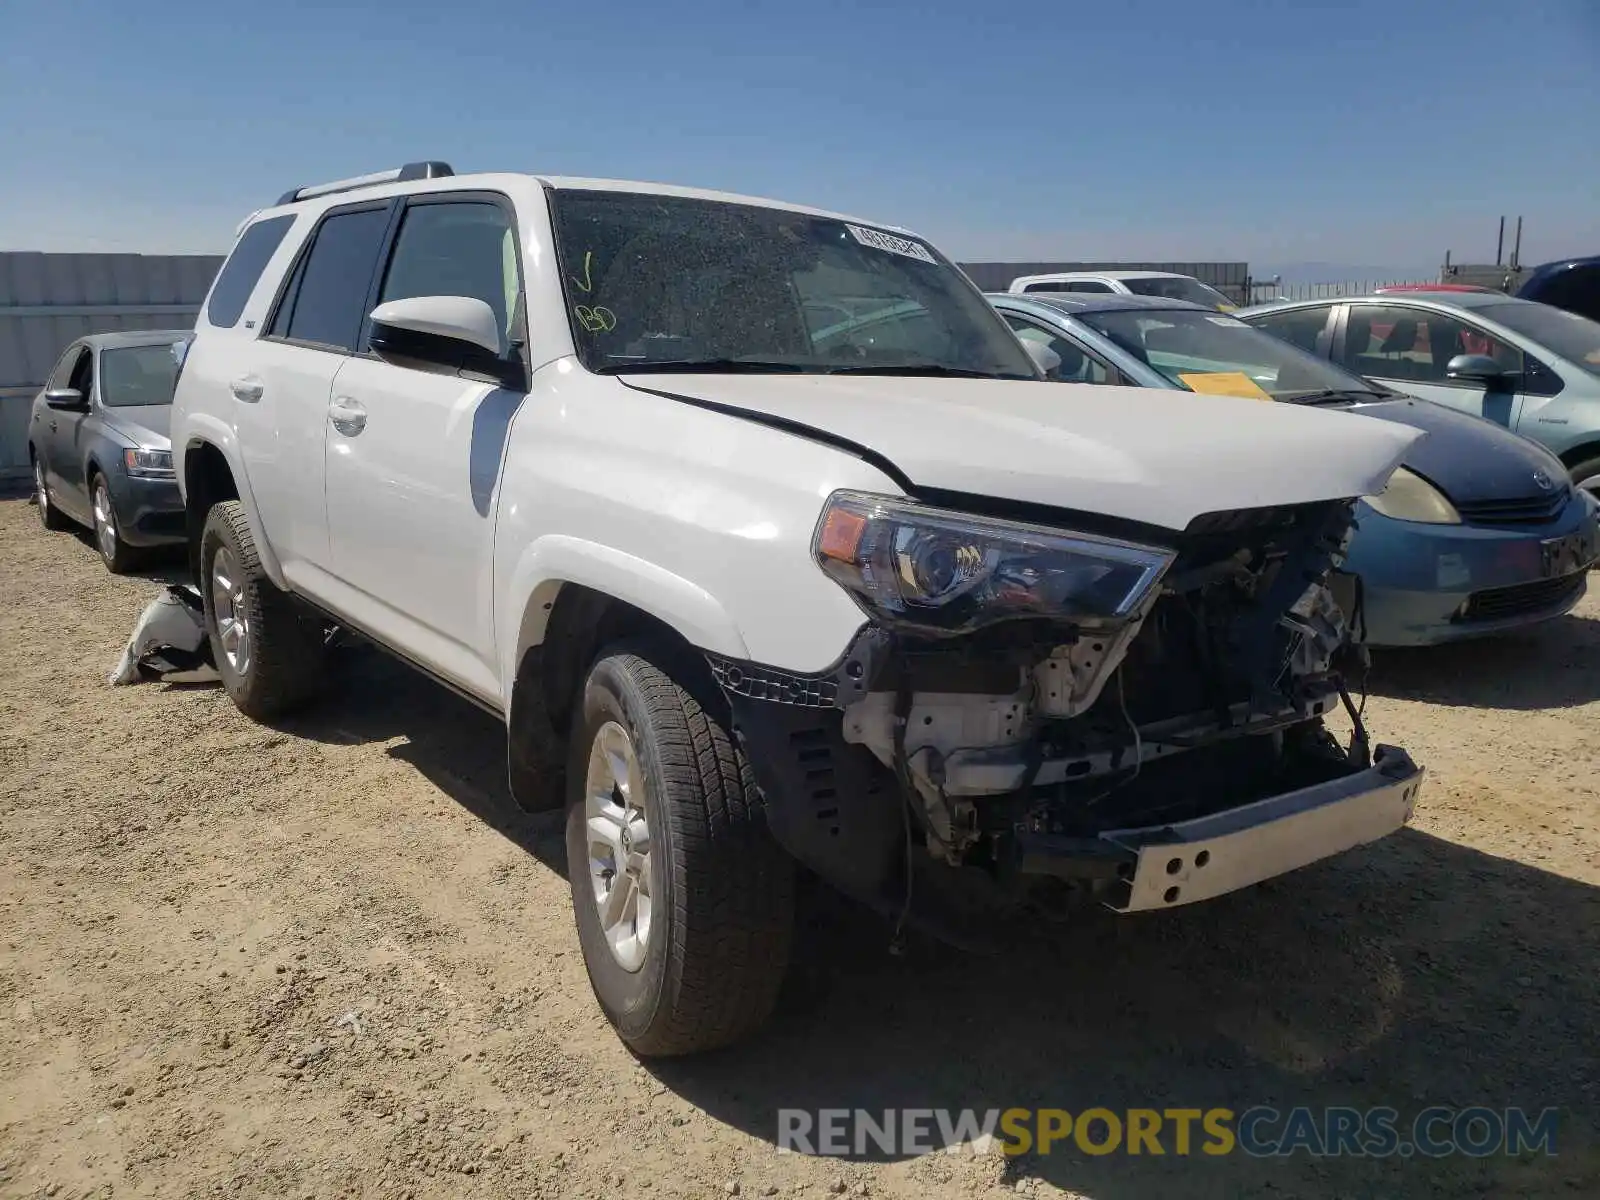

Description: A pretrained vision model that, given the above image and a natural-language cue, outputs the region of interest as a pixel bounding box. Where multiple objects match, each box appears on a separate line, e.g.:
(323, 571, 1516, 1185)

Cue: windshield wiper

(827, 363, 1021, 379)
(1283, 387, 1392, 406)
(595, 358, 812, 375)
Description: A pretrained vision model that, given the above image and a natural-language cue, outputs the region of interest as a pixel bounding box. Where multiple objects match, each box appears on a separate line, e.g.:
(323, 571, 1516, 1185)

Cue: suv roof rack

(276, 161, 455, 207)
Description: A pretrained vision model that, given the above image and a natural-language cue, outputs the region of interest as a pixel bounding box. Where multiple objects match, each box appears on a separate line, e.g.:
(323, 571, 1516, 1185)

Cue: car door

(52, 346, 99, 514)
(322, 192, 526, 703)
(32, 344, 88, 512)
(1336, 302, 1549, 427)
(248, 202, 394, 579)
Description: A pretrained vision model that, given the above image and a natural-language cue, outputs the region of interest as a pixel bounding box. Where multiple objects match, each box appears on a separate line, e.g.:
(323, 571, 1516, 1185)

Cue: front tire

(90, 473, 140, 574)
(33, 456, 70, 531)
(200, 500, 326, 720)
(566, 645, 794, 1056)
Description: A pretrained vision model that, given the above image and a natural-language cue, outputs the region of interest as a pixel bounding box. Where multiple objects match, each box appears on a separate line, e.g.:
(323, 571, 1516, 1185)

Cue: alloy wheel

(583, 720, 654, 972)
(93, 480, 118, 562)
(211, 548, 252, 677)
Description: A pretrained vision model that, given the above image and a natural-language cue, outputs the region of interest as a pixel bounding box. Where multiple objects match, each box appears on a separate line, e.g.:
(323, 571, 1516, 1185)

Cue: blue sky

(2, 0, 1596, 275)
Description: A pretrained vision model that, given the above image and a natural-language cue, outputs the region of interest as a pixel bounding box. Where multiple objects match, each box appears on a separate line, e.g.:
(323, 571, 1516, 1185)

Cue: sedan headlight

(813, 491, 1175, 634)
(124, 448, 174, 478)
(1364, 466, 1460, 525)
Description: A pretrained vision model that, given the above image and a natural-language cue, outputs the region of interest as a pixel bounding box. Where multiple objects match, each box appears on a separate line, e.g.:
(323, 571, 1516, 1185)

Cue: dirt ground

(2, 491, 1597, 1200)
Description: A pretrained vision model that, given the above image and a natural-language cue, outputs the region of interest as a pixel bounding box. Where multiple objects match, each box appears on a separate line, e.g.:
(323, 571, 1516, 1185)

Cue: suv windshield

(1477, 302, 1600, 378)
(99, 344, 184, 407)
(1077, 308, 1385, 402)
(549, 190, 1037, 378)
(1120, 276, 1235, 309)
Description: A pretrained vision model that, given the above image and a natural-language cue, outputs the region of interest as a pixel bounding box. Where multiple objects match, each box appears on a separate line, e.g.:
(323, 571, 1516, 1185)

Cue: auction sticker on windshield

(848, 225, 936, 264)
(1178, 371, 1274, 401)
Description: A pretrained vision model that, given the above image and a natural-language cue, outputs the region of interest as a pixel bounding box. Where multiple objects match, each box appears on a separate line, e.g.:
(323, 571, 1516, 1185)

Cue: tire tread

(582, 647, 793, 1056)
(202, 501, 325, 719)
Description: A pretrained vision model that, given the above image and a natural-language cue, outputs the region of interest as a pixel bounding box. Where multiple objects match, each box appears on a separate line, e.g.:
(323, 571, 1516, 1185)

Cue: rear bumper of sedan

(110, 471, 185, 546)
(1343, 497, 1599, 647)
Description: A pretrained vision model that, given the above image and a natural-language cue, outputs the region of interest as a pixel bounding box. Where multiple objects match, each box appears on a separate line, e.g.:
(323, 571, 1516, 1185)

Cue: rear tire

(566, 644, 794, 1056)
(200, 500, 326, 720)
(33, 456, 70, 531)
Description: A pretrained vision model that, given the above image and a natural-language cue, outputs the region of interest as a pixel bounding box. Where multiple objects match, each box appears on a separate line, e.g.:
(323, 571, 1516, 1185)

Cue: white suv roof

(256, 161, 921, 239)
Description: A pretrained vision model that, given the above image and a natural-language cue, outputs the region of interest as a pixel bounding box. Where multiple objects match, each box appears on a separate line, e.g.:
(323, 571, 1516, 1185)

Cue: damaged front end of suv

(713, 488, 1423, 945)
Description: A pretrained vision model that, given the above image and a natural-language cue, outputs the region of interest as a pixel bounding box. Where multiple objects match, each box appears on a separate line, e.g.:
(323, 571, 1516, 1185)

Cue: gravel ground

(1, 491, 1597, 1200)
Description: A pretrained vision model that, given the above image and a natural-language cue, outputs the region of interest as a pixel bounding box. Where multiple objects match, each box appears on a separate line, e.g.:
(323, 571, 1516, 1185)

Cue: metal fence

(0, 252, 222, 480)
(1242, 279, 1439, 305)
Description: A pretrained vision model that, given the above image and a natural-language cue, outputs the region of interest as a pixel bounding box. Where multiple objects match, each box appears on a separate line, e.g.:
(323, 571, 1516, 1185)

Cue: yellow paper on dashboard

(1177, 371, 1274, 401)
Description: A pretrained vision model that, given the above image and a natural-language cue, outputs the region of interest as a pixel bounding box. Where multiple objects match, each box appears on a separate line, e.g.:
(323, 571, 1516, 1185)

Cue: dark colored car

(1516, 255, 1600, 324)
(29, 330, 192, 572)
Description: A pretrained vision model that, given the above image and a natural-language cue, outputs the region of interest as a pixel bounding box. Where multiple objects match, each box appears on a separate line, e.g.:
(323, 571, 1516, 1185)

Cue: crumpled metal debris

(108, 584, 221, 686)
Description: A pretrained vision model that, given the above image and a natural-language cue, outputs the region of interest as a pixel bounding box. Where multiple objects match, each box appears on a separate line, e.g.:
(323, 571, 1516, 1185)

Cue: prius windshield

(549, 189, 1037, 378)
(1077, 308, 1387, 402)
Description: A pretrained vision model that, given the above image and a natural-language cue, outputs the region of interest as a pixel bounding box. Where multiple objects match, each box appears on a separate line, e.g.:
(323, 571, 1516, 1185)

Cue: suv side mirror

(1445, 353, 1512, 383)
(44, 387, 87, 411)
(369, 296, 517, 385)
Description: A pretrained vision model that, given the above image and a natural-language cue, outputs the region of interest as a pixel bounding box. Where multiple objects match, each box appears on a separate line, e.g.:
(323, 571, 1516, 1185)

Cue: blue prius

(987, 291, 1600, 647)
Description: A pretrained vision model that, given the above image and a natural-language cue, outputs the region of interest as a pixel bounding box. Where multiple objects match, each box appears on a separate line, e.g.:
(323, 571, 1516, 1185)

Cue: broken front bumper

(1018, 745, 1424, 913)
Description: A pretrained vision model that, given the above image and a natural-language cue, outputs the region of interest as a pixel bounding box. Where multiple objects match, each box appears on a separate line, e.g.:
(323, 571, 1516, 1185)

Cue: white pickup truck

(171, 162, 1426, 1056)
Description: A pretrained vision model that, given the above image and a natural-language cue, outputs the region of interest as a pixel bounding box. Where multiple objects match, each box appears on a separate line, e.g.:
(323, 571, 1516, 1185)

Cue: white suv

(172, 162, 1427, 1056)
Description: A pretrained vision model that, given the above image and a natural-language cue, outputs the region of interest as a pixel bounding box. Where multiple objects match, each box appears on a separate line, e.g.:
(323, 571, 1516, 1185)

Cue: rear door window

(206, 215, 295, 328)
(273, 207, 392, 352)
(1250, 306, 1335, 356)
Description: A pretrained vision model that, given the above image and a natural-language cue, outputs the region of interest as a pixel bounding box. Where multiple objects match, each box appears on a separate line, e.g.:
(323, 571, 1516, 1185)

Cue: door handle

(328, 397, 367, 437)
(230, 376, 264, 403)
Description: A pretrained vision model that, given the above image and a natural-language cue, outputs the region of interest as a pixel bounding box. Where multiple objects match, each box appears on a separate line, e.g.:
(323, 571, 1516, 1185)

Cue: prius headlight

(1364, 466, 1460, 525)
(813, 491, 1175, 634)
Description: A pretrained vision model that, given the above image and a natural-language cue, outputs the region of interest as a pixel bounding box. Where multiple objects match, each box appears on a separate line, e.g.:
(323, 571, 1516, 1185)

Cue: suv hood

(625, 374, 1424, 531)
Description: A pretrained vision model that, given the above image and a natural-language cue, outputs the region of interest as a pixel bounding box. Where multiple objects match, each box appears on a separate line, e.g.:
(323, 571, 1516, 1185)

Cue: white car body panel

(1008, 271, 1190, 294)
(321, 356, 510, 703)
(492, 359, 892, 692)
(612, 373, 1424, 531)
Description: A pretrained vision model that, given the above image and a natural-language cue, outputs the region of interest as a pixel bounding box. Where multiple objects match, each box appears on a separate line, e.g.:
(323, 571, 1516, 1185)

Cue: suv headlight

(1364, 466, 1460, 524)
(124, 448, 174, 478)
(813, 490, 1175, 634)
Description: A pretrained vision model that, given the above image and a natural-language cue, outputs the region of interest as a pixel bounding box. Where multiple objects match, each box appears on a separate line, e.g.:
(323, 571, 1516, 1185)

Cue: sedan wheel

(91, 476, 138, 573)
(34, 459, 69, 531)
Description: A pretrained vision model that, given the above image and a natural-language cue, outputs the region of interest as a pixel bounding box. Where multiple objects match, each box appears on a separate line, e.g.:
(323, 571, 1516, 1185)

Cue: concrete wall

(0, 252, 222, 479)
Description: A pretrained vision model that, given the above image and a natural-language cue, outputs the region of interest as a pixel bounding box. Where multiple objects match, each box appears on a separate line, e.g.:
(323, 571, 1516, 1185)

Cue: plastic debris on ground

(108, 584, 222, 686)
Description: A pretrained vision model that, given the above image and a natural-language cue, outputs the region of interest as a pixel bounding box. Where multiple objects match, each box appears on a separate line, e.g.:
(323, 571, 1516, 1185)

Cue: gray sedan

(29, 330, 191, 572)
(1236, 291, 1600, 501)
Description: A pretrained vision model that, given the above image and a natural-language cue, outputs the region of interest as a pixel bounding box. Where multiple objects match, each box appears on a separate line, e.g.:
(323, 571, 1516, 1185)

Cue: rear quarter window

(206, 215, 297, 328)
